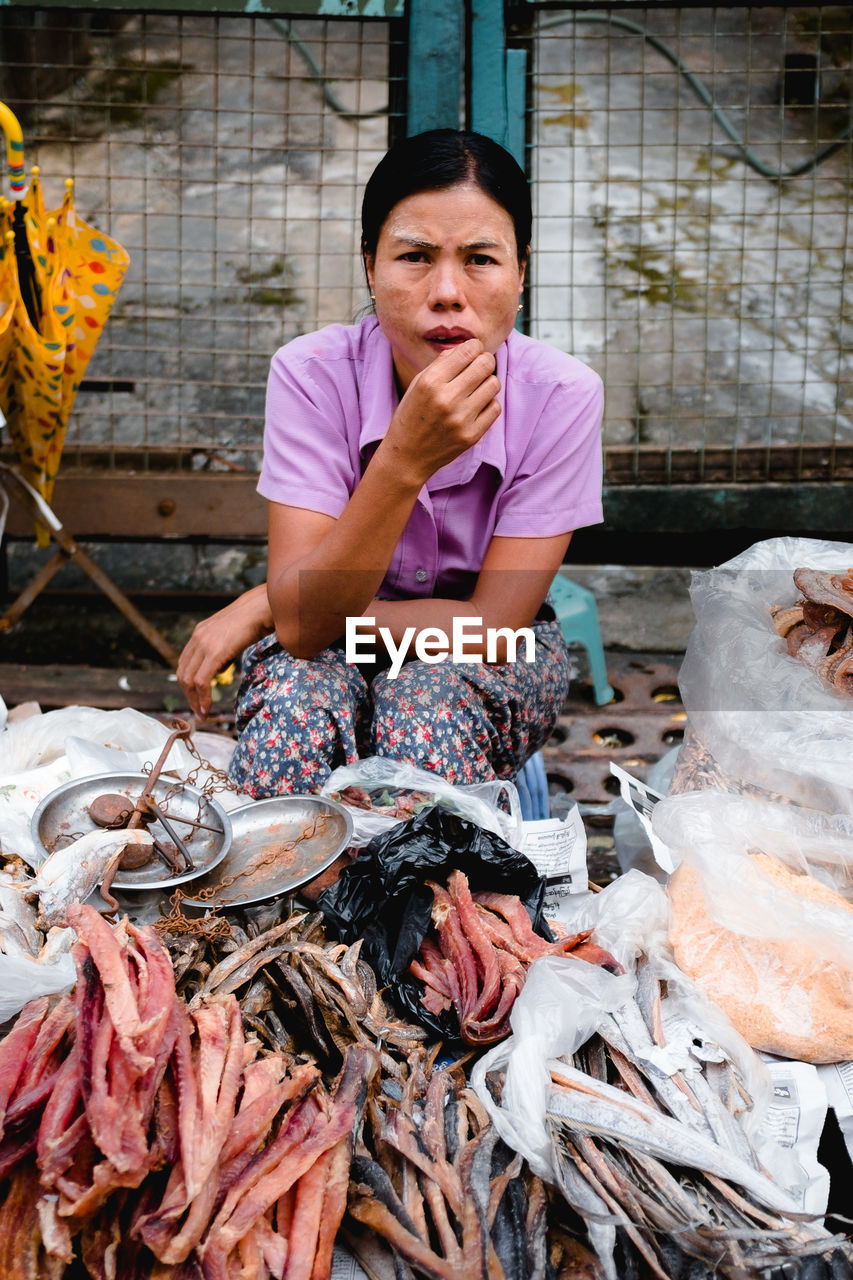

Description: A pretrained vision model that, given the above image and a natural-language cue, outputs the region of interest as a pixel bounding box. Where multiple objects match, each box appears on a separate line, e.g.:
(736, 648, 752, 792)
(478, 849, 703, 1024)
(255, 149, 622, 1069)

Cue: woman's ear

(519, 245, 530, 290)
(363, 247, 375, 295)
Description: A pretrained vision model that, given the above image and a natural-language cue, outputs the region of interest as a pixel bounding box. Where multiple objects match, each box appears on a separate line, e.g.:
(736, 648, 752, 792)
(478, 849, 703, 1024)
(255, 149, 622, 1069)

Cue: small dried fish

(348, 1048, 561, 1280)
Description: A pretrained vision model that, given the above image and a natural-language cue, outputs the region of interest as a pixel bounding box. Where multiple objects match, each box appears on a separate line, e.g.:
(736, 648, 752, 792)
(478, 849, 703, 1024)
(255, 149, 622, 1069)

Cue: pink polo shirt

(258, 317, 603, 601)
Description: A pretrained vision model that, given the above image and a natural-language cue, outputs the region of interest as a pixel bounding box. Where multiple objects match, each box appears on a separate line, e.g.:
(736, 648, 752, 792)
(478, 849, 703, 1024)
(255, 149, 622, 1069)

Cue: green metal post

(469, 0, 526, 166)
(406, 0, 464, 134)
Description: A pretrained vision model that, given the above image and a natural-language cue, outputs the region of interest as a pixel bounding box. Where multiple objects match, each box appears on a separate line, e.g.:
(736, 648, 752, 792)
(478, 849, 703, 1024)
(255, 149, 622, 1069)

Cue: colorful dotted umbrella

(0, 102, 129, 544)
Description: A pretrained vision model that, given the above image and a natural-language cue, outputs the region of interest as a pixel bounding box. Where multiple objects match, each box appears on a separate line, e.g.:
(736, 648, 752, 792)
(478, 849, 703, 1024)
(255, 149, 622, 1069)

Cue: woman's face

(365, 183, 527, 393)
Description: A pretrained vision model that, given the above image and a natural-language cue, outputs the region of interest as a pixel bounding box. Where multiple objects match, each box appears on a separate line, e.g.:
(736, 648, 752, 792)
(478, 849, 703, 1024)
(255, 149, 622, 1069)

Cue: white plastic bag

(0, 949, 76, 1021)
(320, 755, 524, 850)
(471, 955, 635, 1179)
(677, 536, 853, 813)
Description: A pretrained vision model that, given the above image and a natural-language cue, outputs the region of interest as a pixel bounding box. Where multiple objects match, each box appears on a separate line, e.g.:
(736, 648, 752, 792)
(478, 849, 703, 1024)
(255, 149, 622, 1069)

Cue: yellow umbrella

(0, 101, 129, 543)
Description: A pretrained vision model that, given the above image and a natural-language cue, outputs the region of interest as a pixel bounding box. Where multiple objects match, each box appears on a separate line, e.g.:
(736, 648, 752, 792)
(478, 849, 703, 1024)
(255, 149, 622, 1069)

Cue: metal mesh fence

(0, 9, 399, 472)
(527, 5, 853, 484)
(3, 5, 851, 494)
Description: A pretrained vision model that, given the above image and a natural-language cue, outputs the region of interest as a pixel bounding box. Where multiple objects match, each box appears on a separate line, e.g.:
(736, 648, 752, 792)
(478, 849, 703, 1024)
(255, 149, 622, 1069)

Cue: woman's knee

(230, 646, 369, 795)
(370, 662, 493, 781)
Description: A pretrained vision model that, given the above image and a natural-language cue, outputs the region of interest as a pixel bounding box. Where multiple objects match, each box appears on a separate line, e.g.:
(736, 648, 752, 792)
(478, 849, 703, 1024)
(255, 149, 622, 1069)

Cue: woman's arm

(366, 531, 572, 663)
(267, 339, 501, 656)
(177, 530, 570, 718)
(176, 583, 273, 718)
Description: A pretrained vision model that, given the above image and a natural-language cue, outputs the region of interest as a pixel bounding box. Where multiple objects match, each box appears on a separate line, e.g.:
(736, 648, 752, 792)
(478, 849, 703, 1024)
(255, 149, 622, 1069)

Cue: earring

(370, 294, 376, 303)
(517, 303, 523, 313)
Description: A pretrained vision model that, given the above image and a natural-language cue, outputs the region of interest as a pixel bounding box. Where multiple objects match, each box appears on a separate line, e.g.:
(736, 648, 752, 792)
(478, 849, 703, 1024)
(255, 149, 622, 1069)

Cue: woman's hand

(177, 583, 272, 718)
(381, 339, 501, 487)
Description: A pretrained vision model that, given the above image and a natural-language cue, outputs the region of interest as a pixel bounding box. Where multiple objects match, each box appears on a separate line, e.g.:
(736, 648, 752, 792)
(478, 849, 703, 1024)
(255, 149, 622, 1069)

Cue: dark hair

(361, 129, 531, 266)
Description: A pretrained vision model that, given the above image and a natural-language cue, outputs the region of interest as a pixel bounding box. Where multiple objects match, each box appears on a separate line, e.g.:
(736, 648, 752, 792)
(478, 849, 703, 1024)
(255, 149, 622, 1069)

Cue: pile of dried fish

(771, 567, 853, 696)
(162, 905, 427, 1079)
(0, 902, 376, 1279)
(481, 956, 853, 1280)
(409, 870, 621, 1045)
(346, 1046, 561, 1280)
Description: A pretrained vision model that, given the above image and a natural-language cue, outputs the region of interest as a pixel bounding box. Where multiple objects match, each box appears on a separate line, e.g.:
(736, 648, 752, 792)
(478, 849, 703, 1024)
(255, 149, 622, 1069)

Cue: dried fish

(348, 1048, 559, 1280)
(28, 828, 155, 925)
(410, 872, 621, 1046)
(771, 568, 853, 695)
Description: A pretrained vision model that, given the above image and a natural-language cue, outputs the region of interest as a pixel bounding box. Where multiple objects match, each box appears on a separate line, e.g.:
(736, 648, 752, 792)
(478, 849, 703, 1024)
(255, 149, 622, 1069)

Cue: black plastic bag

(318, 806, 551, 1040)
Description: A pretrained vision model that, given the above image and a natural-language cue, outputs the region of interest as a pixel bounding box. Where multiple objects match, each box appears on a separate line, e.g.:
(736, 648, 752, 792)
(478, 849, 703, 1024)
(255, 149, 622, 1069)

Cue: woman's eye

(469, 254, 496, 266)
(400, 251, 429, 263)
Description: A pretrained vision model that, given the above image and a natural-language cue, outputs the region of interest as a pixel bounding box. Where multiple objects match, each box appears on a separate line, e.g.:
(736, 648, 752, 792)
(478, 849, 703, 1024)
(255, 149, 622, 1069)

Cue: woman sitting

(177, 129, 603, 798)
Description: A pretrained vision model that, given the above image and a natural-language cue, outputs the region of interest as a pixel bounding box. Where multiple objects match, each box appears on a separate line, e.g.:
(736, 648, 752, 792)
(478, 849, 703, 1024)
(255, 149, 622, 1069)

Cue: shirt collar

(357, 319, 509, 488)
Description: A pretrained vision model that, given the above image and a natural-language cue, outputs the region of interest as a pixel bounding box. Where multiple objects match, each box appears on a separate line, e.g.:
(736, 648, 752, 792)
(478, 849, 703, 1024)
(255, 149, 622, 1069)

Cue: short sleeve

(257, 342, 359, 517)
(494, 367, 604, 536)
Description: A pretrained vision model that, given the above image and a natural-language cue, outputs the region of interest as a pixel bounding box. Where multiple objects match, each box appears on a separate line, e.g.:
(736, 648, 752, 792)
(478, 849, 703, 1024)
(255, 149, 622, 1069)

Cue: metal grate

(527, 5, 853, 485)
(0, 8, 400, 473)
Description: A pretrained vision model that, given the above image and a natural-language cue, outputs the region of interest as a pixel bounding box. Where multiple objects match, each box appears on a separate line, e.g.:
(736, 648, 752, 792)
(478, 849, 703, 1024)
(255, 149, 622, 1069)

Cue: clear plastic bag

(655, 789, 853, 1063)
(320, 755, 523, 850)
(677, 536, 853, 814)
(0, 705, 198, 776)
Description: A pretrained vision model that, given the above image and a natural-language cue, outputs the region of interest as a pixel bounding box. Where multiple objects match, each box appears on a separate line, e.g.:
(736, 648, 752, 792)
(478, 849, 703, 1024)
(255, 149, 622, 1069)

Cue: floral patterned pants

(228, 619, 571, 798)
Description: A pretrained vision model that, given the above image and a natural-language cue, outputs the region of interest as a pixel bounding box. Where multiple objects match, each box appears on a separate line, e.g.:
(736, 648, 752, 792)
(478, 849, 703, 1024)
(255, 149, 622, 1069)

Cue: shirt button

(415, 568, 428, 583)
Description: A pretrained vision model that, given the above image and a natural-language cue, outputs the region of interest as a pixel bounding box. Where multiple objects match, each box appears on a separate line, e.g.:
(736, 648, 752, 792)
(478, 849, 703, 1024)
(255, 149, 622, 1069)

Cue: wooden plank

(0, 664, 187, 712)
(2, 474, 267, 541)
(3, 446, 850, 543)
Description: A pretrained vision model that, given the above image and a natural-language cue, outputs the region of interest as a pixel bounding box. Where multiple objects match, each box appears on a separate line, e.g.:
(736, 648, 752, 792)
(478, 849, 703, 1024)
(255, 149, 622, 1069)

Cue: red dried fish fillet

(70, 910, 178, 1072)
(571, 939, 624, 972)
(255, 1211, 288, 1277)
(309, 1135, 352, 1280)
(409, 936, 459, 1011)
(4, 997, 76, 1139)
(472, 891, 565, 957)
(36, 1038, 86, 1186)
(426, 881, 479, 1021)
(200, 1046, 376, 1274)
(66, 909, 155, 1073)
(15, 996, 74, 1095)
(184, 997, 246, 1201)
(279, 1140, 333, 1280)
(0, 998, 49, 1141)
(446, 870, 502, 1024)
(69, 910, 180, 1185)
(460, 962, 524, 1045)
(135, 1050, 316, 1265)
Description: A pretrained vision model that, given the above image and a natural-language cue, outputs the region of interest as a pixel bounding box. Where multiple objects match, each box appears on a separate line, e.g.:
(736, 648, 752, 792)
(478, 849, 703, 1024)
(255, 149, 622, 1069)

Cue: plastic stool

(516, 574, 614, 821)
(548, 573, 614, 707)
